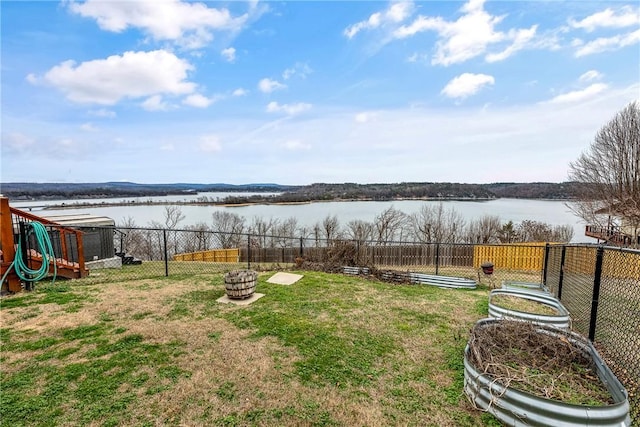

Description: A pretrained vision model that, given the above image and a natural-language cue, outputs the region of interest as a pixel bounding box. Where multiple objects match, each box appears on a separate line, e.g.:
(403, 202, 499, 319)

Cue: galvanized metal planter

(407, 272, 477, 289)
(464, 319, 631, 427)
(489, 288, 571, 330)
(342, 266, 370, 275)
(501, 280, 550, 296)
(379, 271, 477, 288)
(347, 267, 478, 289)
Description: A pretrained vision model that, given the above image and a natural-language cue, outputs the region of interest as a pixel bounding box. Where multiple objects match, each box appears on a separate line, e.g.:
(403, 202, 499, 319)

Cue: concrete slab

(216, 293, 265, 306)
(86, 256, 122, 270)
(266, 272, 304, 285)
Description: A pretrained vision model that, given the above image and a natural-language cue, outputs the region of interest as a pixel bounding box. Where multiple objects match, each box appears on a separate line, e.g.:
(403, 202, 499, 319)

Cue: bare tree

(551, 224, 574, 243)
(568, 101, 640, 234)
(183, 222, 212, 252)
(410, 203, 465, 243)
(515, 220, 573, 242)
(211, 211, 246, 248)
(162, 206, 185, 256)
(321, 215, 341, 242)
(497, 220, 517, 243)
(248, 216, 276, 248)
(145, 220, 165, 260)
(375, 206, 407, 244)
(464, 215, 502, 244)
(274, 217, 299, 248)
(345, 219, 374, 244)
(115, 216, 138, 255)
(164, 206, 185, 229)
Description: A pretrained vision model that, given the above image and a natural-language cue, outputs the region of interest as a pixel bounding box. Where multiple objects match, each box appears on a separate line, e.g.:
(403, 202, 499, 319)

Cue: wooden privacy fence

(561, 245, 640, 279)
(473, 243, 548, 271)
(173, 248, 240, 263)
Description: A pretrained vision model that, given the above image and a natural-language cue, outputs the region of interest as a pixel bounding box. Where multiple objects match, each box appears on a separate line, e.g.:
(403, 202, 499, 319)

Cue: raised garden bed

(501, 280, 550, 296)
(464, 318, 631, 426)
(488, 288, 571, 330)
(491, 294, 558, 316)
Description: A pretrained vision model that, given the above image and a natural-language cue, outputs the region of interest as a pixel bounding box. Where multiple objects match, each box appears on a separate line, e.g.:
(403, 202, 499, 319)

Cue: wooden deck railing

(1, 197, 88, 292)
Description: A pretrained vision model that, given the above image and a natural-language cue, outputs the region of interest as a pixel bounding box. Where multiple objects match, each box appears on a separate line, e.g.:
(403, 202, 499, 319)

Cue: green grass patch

(0, 330, 190, 427)
(224, 276, 397, 387)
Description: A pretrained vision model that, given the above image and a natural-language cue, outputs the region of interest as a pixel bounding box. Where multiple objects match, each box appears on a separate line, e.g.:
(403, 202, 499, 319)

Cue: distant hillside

(0, 181, 578, 202)
(485, 182, 579, 199)
(274, 182, 496, 201)
(0, 182, 296, 200)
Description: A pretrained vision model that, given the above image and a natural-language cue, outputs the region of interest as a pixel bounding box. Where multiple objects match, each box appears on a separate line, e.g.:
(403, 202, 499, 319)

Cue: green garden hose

(1, 221, 57, 286)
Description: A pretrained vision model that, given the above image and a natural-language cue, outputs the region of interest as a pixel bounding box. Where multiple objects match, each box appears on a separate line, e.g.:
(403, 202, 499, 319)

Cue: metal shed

(42, 214, 115, 261)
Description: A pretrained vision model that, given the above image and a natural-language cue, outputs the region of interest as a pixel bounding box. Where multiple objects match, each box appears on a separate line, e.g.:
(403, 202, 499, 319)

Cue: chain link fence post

(557, 245, 567, 300)
(299, 236, 304, 259)
(163, 229, 169, 277)
(588, 246, 605, 341)
(435, 243, 440, 275)
(542, 243, 550, 286)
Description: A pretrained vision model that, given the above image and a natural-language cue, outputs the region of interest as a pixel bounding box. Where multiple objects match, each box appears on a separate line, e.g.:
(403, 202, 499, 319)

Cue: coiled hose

(1, 221, 57, 286)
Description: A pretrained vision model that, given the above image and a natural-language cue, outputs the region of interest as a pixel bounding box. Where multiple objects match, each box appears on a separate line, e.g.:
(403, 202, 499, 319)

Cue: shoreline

(18, 196, 580, 211)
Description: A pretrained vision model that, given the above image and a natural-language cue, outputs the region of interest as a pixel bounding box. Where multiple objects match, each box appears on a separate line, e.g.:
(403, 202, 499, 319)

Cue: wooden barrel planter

(224, 270, 257, 299)
(464, 318, 631, 427)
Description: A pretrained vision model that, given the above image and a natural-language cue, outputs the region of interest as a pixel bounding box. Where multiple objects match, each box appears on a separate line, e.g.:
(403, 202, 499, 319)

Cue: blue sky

(1, 0, 638, 185)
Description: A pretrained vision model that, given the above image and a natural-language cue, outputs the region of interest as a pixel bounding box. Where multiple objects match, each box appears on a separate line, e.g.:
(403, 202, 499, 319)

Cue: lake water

(12, 193, 594, 243)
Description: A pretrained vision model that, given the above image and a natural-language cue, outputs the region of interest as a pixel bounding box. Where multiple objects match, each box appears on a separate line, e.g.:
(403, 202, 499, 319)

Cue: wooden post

(1, 197, 22, 292)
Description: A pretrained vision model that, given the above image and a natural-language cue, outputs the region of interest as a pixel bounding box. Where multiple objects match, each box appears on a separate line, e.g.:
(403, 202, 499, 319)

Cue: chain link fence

(70, 226, 547, 286)
(545, 244, 640, 424)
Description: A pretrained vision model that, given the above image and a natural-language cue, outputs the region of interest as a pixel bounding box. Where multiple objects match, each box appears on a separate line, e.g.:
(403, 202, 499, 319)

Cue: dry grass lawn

(1, 270, 500, 426)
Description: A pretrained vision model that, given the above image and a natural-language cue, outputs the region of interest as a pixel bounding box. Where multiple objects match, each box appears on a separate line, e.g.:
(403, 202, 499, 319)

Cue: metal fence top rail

(547, 243, 640, 255)
(72, 225, 563, 248)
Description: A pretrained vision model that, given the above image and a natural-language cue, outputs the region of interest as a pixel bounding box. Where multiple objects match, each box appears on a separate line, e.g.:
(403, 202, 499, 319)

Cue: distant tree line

(3, 181, 580, 202)
(116, 204, 574, 259)
(1, 182, 293, 200)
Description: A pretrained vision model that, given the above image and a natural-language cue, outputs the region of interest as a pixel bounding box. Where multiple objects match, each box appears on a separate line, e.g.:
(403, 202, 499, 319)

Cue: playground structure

(1, 197, 88, 293)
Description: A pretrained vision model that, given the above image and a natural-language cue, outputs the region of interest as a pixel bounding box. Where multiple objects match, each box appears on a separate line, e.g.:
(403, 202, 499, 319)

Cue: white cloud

(344, 1, 414, 38)
(68, 0, 250, 49)
(579, 70, 603, 83)
(80, 122, 98, 132)
(199, 135, 222, 152)
(355, 112, 377, 123)
(160, 144, 175, 151)
(88, 108, 116, 118)
(221, 47, 236, 62)
(485, 25, 537, 63)
(266, 101, 312, 115)
(441, 73, 495, 99)
(546, 83, 609, 104)
(183, 93, 217, 108)
(281, 140, 311, 151)
(575, 29, 640, 57)
(2, 132, 35, 152)
(57, 138, 75, 147)
(34, 50, 195, 105)
(141, 95, 170, 111)
(258, 78, 286, 93)
(232, 88, 248, 96)
(569, 6, 640, 32)
(393, 0, 541, 66)
(25, 73, 39, 84)
(282, 62, 312, 80)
